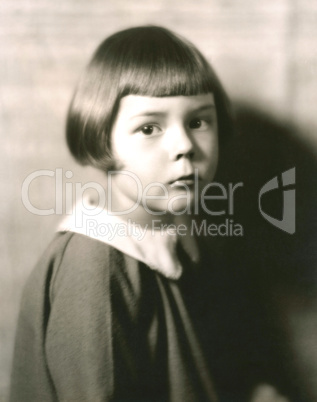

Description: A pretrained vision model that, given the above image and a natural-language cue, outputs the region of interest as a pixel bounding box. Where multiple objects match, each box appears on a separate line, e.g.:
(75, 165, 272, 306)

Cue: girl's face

(109, 93, 218, 216)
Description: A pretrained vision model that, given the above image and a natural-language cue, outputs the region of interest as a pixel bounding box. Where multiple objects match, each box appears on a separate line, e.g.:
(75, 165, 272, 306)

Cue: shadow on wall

(209, 103, 317, 401)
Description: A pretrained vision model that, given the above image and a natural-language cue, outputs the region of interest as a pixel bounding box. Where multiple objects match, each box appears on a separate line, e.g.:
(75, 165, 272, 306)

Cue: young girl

(11, 26, 295, 401)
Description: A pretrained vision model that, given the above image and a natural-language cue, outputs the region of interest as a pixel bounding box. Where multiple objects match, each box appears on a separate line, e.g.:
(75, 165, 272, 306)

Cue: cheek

(200, 134, 219, 181)
(111, 140, 138, 171)
(197, 132, 218, 160)
(210, 136, 219, 161)
(111, 149, 157, 183)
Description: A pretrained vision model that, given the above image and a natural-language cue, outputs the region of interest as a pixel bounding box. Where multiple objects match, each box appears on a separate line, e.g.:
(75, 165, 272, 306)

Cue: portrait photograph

(1, 1, 317, 401)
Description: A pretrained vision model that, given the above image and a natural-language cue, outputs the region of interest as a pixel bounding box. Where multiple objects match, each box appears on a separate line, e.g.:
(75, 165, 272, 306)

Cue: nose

(166, 124, 195, 161)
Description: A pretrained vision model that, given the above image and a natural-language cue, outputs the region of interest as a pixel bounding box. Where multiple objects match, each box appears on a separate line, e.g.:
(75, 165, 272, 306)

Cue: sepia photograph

(1, 1, 317, 401)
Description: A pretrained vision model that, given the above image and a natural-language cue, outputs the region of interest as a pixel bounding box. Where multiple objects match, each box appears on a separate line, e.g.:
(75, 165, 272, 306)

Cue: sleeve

(9, 233, 69, 402)
(10, 232, 115, 402)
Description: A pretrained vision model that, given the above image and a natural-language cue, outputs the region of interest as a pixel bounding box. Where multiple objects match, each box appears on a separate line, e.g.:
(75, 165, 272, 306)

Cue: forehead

(116, 93, 216, 119)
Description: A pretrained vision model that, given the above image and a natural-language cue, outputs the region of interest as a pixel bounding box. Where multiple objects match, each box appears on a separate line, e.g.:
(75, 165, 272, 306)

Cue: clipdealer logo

(258, 168, 296, 234)
(21, 167, 296, 235)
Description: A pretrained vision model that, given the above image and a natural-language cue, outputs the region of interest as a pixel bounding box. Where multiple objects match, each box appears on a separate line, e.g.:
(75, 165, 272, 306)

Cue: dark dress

(10, 231, 296, 401)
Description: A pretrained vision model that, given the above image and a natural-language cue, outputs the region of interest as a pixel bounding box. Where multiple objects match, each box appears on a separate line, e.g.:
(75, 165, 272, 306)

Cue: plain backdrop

(1, 0, 317, 400)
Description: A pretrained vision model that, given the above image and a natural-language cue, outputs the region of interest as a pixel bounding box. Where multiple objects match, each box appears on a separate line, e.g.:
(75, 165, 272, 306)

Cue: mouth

(168, 173, 199, 187)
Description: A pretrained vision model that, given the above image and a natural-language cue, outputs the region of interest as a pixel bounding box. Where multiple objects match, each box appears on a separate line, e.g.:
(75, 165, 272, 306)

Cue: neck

(107, 185, 200, 262)
(106, 181, 176, 228)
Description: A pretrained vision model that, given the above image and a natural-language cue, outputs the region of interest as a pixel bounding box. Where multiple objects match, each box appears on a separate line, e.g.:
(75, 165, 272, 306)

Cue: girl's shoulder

(23, 231, 144, 309)
(44, 230, 113, 262)
(29, 231, 114, 281)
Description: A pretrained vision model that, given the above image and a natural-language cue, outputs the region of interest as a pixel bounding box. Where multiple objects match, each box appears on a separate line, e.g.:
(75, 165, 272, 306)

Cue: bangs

(120, 52, 216, 97)
(95, 26, 217, 99)
(119, 31, 215, 97)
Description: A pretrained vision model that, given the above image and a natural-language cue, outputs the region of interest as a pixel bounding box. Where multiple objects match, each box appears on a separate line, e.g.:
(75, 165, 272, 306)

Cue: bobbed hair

(66, 25, 234, 171)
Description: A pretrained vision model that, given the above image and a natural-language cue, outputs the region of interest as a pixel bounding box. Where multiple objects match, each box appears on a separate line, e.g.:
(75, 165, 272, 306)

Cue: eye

(188, 118, 211, 130)
(189, 119, 202, 129)
(138, 125, 161, 136)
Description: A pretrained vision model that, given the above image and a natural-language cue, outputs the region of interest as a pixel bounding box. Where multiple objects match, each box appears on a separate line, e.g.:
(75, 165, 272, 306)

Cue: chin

(141, 198, 189, 216)
(167, 197, 196, 216)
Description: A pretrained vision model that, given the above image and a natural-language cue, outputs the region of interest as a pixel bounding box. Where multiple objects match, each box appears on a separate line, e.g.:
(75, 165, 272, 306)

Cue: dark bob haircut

(66, 26, 234, 171)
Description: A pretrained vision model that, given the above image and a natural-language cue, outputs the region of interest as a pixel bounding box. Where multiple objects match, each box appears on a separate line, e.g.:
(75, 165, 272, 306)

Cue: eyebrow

(193, 104, 216, 113)
(129, 103, 216, 121)
(129, 112, 165, 121)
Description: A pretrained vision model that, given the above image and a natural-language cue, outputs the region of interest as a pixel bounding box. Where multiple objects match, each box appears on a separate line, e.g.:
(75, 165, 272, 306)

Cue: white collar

(58, 201, 199, 280)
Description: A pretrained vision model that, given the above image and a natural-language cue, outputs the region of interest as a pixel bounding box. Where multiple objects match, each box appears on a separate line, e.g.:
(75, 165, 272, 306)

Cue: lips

(168, 173, 198, 186)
